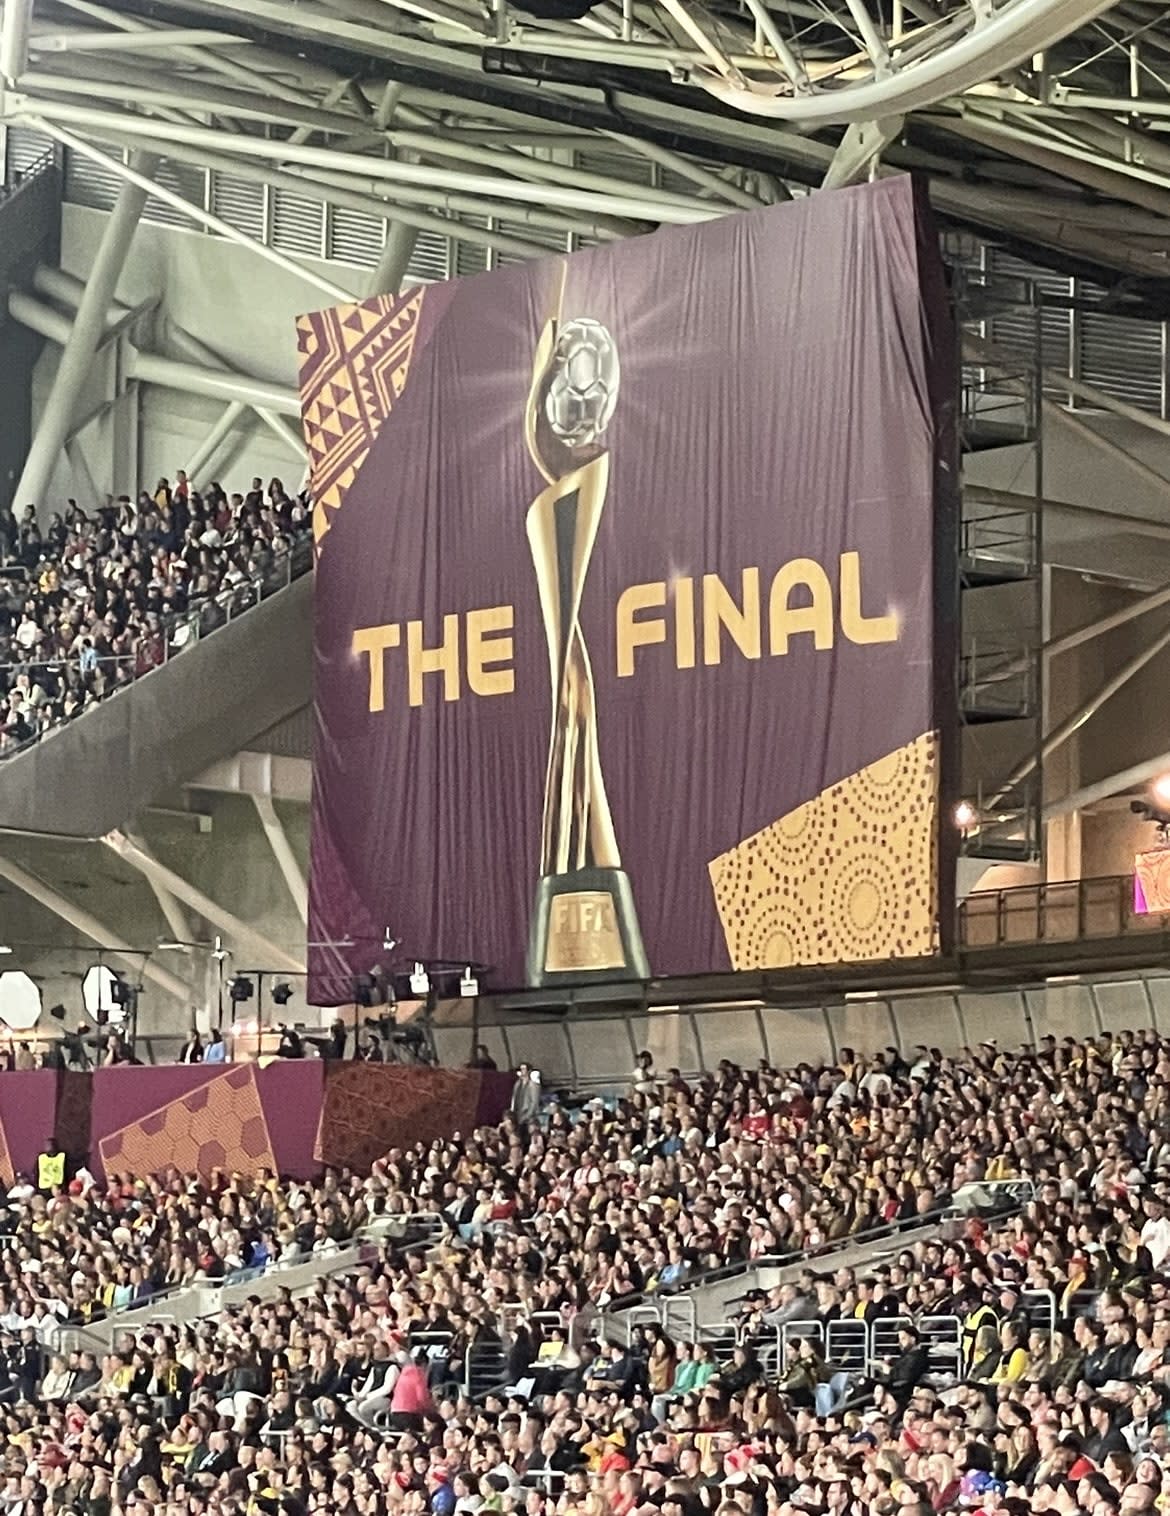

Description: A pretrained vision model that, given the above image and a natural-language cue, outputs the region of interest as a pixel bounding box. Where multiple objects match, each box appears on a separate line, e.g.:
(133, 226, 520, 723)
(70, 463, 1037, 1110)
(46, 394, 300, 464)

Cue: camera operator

(275, 1023, 304, 1059)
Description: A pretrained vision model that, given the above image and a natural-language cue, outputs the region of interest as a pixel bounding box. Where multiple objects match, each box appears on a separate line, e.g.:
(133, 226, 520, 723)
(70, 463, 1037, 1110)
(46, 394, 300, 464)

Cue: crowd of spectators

(0, 476, 312, 756)
(0, 1031, 1169, 1516)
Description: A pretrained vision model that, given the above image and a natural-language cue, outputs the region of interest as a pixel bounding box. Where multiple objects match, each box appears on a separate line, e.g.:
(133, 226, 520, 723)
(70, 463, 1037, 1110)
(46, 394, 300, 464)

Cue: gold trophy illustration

(523, 287, 649, 988)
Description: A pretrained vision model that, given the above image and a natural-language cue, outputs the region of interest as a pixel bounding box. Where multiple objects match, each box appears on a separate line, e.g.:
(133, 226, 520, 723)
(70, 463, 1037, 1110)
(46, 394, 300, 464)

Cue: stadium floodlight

(0, 972, 42, 1032)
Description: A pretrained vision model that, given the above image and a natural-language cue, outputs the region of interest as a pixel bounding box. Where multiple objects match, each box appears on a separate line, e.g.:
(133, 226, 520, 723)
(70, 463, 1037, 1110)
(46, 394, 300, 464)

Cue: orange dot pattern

(99, 1065, 277, 1180)
(708, 731, 938, 970)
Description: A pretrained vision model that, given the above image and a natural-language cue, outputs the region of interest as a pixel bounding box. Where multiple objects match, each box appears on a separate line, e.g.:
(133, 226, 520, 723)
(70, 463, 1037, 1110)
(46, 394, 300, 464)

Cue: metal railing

(959, 872, 1167, 948)
(0, 533, 312, 761)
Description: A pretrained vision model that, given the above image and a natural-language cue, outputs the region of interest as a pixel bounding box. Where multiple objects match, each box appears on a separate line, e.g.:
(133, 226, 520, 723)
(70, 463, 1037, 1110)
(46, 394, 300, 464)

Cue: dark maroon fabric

(0, 1070, 59, 1183)
(255, 1061, 323, 1180)
(304, 178, 948, 998)
(54, 1070, 92, 1169)
(475, 1071, 514, 1130)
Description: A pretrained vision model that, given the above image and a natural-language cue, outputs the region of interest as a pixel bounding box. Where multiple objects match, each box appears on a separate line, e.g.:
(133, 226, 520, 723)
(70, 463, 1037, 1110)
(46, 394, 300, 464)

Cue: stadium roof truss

(1, 0, 1170, 307)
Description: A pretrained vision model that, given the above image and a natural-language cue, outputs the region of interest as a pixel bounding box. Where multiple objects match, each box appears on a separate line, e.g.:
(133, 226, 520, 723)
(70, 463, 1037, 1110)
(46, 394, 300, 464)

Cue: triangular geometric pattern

(296, 287, 426, 550)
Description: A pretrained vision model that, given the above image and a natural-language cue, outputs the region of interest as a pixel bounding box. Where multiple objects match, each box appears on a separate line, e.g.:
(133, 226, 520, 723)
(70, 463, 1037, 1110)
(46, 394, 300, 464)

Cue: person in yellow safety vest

(961, 1294, 1000, 1373)
(36, 1148, 64, 1191)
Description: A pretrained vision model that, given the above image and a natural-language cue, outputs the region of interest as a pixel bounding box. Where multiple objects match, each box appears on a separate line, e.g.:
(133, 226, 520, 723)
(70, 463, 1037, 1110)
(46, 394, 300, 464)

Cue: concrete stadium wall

(0, 788, 311, 1046)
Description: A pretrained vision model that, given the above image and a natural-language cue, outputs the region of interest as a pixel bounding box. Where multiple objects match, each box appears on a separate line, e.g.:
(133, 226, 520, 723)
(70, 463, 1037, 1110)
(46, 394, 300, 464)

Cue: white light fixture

(460, 966, 479, 998)
(82, 964, 119, 1019)
(0, 945, 12, 956)
(383, 928, 398, 952)
(409, 962, 430, 996)
(0, 972, 41, 1031)
(954, 800, 978, 830)
(1153, 774, 1170, 807)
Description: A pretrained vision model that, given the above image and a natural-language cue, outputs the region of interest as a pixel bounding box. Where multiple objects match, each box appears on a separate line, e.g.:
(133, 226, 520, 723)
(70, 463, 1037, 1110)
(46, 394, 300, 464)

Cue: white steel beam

(1045, 752, 1170, 820)
(701, 0, 1114, 121)
(30, 26, 246, 51)
(29, 118, 356, 303)
(0, 853, 191, 1001)
(184, 399, 248, 482)
(4, 96, 723, 222)
(12, 147, 156, 511)
(0, 0, 33, 88)
(993, 619, 1170, 804)
(822, 116, 903, 187)
(124, 831, 195, 947)
(6, 290, 302, 416)
(103, 830, 304, 974)
(252, 794, 308, 926)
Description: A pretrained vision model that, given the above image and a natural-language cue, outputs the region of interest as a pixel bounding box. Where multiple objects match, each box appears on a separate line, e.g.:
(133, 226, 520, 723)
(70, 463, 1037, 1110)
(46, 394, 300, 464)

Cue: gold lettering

(840, 551, 898, 645)
(466, 605, 515, 697)
(616, 582, 666, 678)
(407, 614, 460, 707)
(352, 624, 401, 713)
(769, 559, 834, 655)
(673, 577, 696, 671)
(703, 568, 761, 666)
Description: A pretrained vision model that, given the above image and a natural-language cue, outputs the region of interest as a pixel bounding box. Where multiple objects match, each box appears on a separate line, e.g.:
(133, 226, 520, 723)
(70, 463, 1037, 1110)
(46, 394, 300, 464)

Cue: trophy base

(526, 868, 649, 988)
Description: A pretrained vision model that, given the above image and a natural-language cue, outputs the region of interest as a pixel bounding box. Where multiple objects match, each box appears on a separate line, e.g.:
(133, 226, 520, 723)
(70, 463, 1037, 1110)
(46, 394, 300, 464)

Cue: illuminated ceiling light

(1152, 774, 1170, 808)
(954, 800, 978, 830)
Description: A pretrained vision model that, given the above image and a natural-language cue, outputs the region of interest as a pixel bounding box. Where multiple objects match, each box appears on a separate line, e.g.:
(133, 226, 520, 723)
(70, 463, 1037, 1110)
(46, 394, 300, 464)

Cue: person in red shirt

(389, 1349, 436, 1431)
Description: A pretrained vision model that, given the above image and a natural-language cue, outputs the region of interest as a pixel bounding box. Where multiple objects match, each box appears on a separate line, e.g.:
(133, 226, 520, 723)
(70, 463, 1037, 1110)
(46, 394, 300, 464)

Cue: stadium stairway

(50, 1214, 443, 1355)
(0, 568, 311, 835)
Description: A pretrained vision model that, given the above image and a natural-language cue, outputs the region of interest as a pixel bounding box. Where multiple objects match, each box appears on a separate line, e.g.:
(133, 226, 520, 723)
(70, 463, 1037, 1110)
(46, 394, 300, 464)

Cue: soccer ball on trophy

(544, 317, 620, 448)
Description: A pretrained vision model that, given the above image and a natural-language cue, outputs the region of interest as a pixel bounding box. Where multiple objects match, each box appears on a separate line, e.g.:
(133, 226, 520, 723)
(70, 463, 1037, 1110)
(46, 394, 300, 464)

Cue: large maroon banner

(298, 177, 955, 1001)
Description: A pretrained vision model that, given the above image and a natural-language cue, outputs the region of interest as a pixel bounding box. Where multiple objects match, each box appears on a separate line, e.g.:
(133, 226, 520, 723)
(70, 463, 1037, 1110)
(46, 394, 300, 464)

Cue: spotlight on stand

(460, 966, 479, 998)
(229, 975, 255, 1004)
(272, 982, 295, 1007)
(409, 962, 430, 997)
